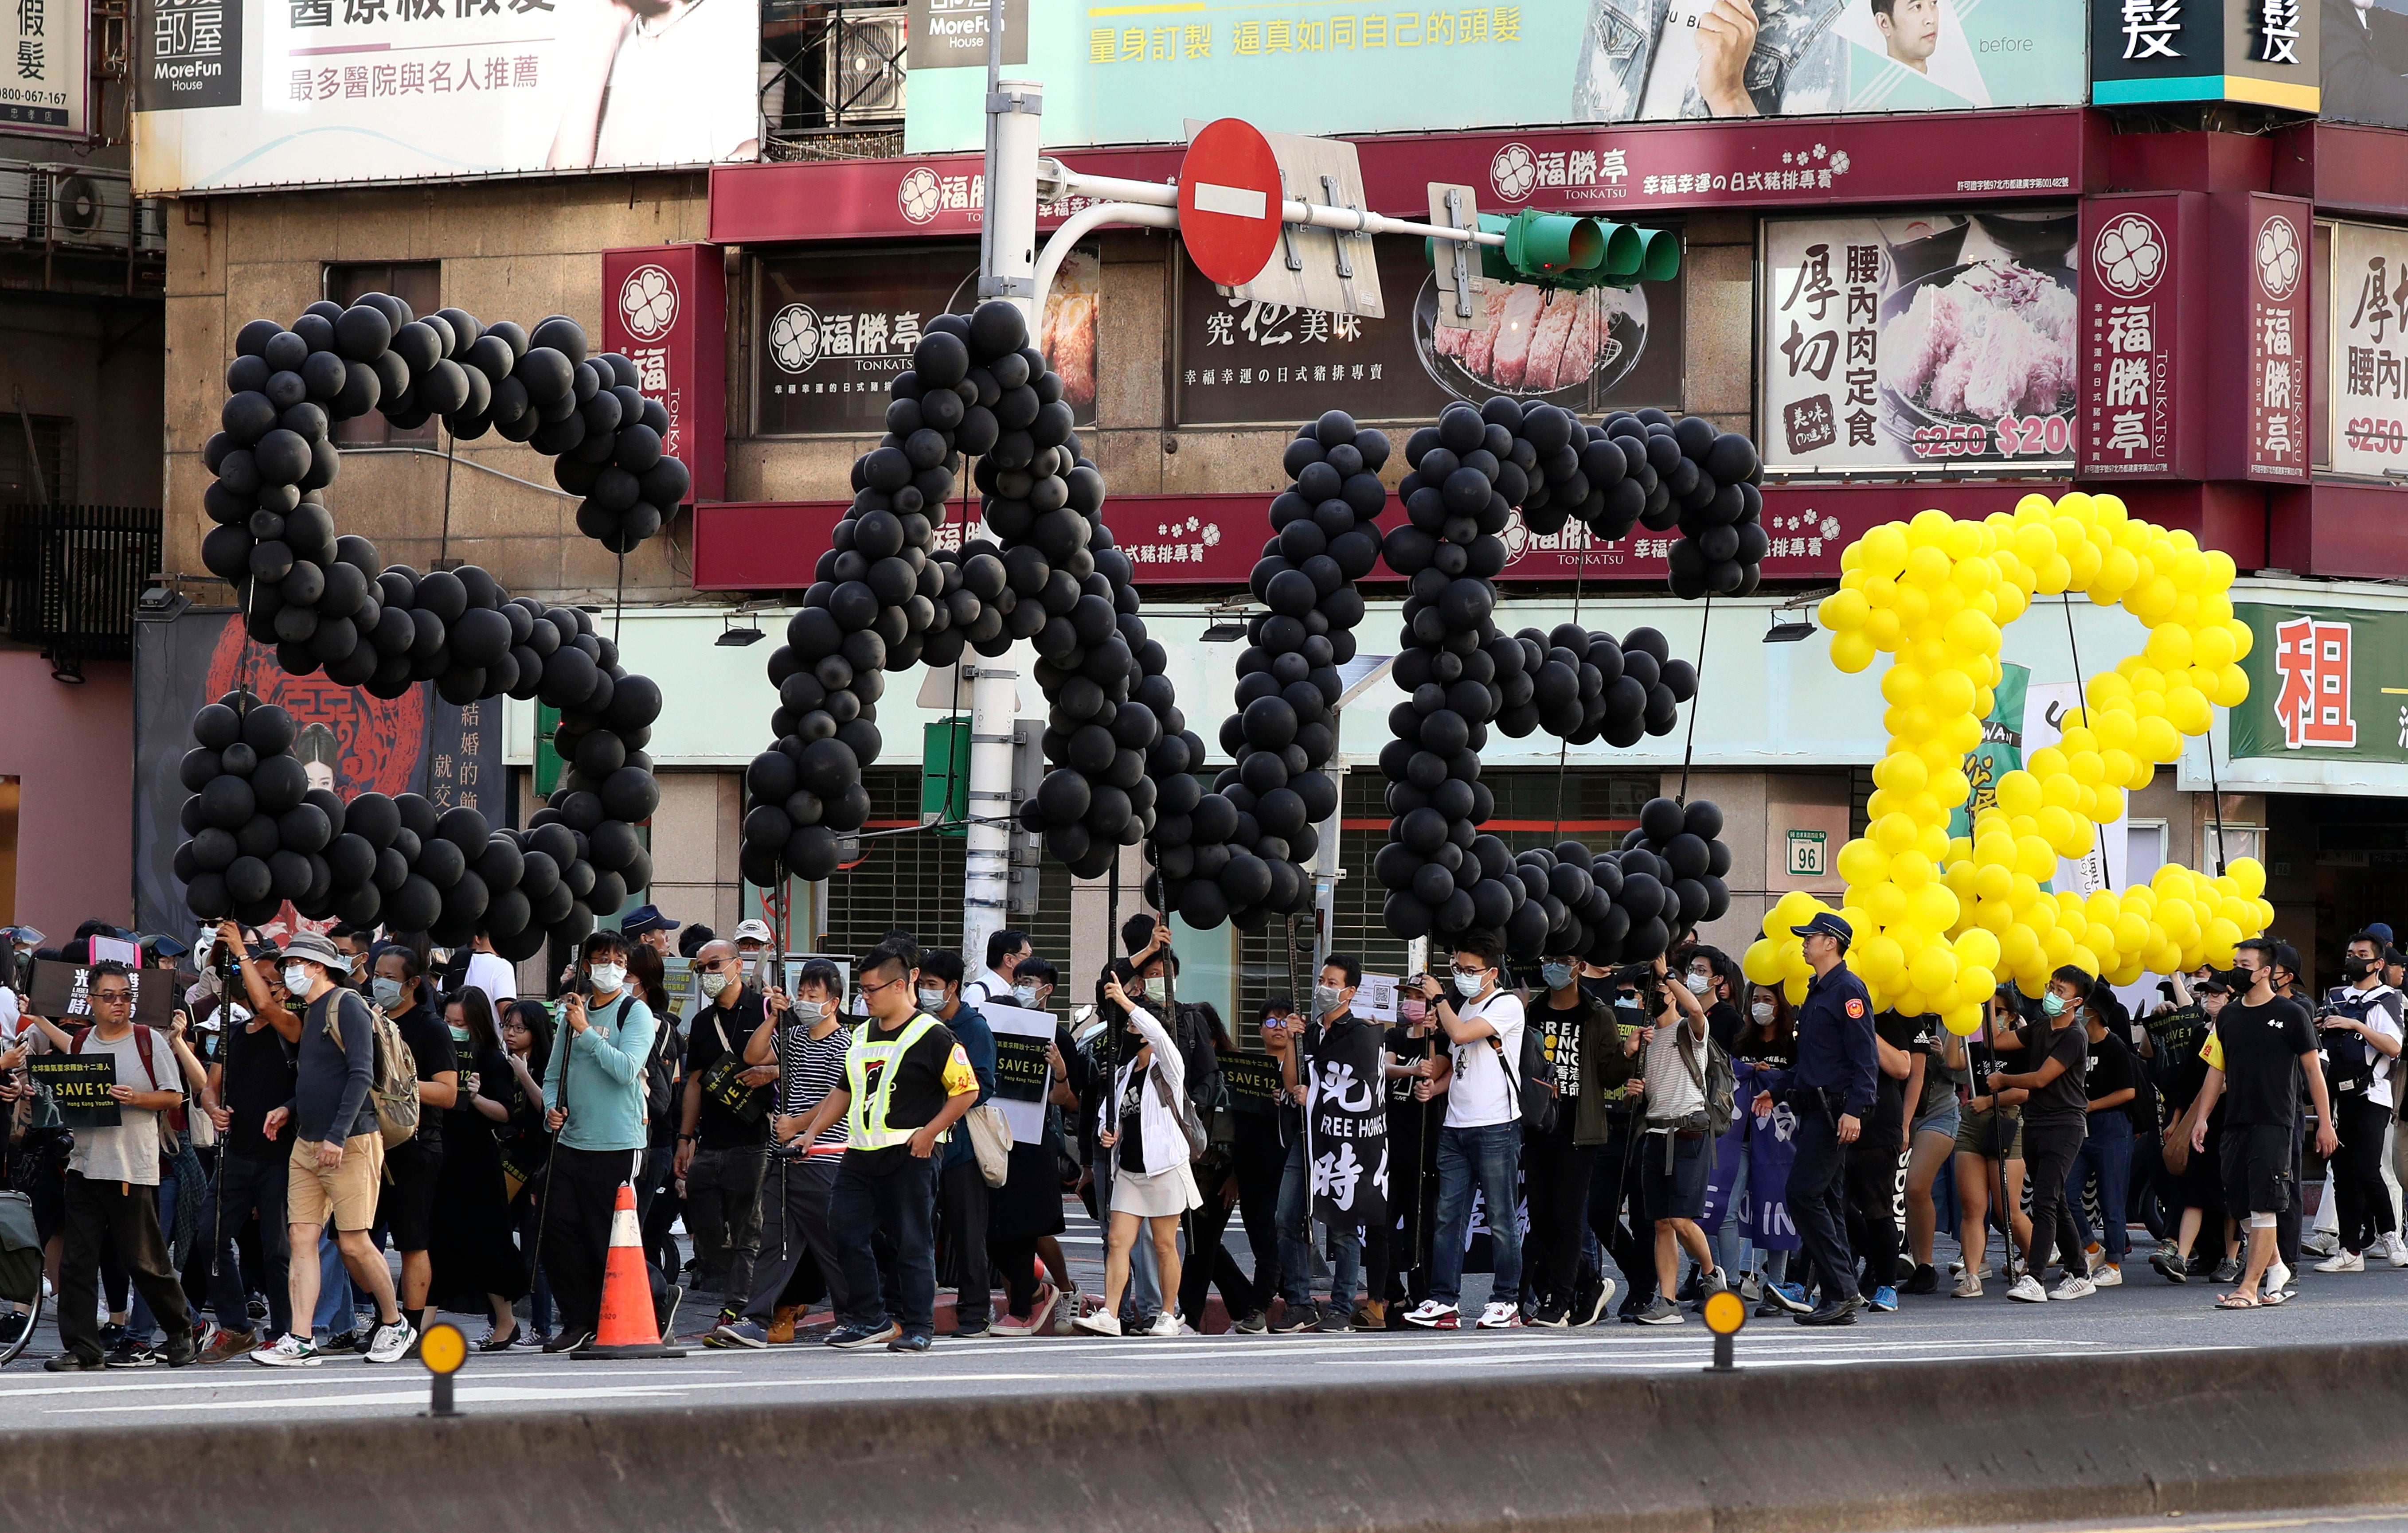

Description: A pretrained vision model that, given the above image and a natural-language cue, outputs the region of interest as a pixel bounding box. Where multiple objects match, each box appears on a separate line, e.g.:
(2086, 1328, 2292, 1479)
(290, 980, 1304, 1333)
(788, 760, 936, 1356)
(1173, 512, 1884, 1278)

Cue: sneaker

(2387, 1233, 2408, 1269)
(161, 1330, 197, 1369)
(2301, 1231, 2340, 1259)
(1025, 1282, 1059, 1336)
(988, 1313, 1038, 1339)
(2050, 1274, 2096, 1301)
(320, 1330, 363, 1355)
(655, 1284, 685, 1343)
(955, 1318, 992, 1338)
(1349, 1302, 1388, 1332)
(364, 1317, 415, 1364)
(1071, 1309, 1122, 1338)
(1753, 1296, 1789, 1318)
(2007, 1274, 2048, 1304)
(2150, 1248, 2189, 1284)
(1402, 1300, 1459, 1330)
(2092, 1262, 2123, 1288)
(1232, 1310, 1269, 1334)
(1269, 1306, 1318, 1334)
(1677, 1268, 1704, 1304)
(246, 1296, 270, 1322)
(1574, 1277, 1616, 1326)
(1051, 1288, 1083, 1337)
(1635, 1296, 1684, 1326)
(2082, 1240, 2104, 1270)
(1951, 1270, 1984, 1299)
(2268, 1260, 2295, 1295)
(1866, 1286, 1898, 1313)
(713, 1320, 770, 1349)
(96, 1321, 125, 1352)
(2212, 1257, 2241, 1283)
(516, 1330, 549, 1351)
(1736, 1273, 1763, 1305)
(1476, 1302, 1523, 1329)
(1525, 1303, 1569, 1329)
(103, 1338, 158, 1369)
(249, 1333, 321, 1368)
(1902, 1264, 1940, 1295)
(194, 1328, 257, 1366)
(825, 1322, 902, 1350)
(44, 1351, 104, 1372)
(1765, 1281, 1813, 1315)
(2314, 1250, 2365, 1274)
(541, 1328, 593, 1354)
(1147, 1311, 1182, 1338)
(887, 1332, 933, 1354)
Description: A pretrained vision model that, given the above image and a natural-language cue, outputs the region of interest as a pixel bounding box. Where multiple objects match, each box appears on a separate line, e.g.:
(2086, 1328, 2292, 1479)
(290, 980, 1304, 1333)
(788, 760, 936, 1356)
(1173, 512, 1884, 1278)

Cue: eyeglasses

(89, 989, 133, 1004)
(1449, 965, 1488, 978)
(860, 974, 909, 998)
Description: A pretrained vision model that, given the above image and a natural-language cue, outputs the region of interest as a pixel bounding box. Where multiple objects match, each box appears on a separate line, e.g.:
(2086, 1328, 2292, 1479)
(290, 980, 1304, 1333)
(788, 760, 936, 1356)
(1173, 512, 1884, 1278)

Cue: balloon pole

(1677, 593, 1712, 805)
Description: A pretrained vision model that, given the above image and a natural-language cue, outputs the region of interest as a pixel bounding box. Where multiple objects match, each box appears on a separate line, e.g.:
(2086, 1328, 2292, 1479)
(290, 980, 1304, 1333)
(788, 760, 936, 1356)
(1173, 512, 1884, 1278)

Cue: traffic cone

(573, 1181, 686, 1359)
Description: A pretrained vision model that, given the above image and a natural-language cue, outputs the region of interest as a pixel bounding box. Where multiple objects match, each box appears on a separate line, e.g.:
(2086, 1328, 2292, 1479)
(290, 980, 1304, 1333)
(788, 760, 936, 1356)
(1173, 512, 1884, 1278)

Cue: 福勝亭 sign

(30, 1056, 119, 1128)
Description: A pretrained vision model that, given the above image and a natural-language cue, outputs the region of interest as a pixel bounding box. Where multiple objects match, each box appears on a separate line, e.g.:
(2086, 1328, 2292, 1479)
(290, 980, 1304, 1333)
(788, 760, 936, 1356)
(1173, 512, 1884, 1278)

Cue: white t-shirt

(65, 1026, 178, 1186)
(463, 950, 518, 1004)
(962, 967, 1013, 1010)
(1444, 989, 1525, 1129)
(2338, 984, 2406, 1110)
(1644, 1012, 1708, 1122)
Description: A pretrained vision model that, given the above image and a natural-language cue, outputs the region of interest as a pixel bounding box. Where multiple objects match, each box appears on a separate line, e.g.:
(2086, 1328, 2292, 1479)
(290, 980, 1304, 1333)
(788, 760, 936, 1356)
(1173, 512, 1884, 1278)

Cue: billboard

(754, 244, 1098, 437)
(1175, 233, 1681, 425)
(602, 244, 726, 501)
(132, 0, 758, 194)
(2090, 0, 2317, 112)
(2228, 601, 2393, 763)
(2329, 217, 2408, 478)
(903, 0, 2088, 152)
(1760, 208, 2079, 473)
(2325, 0, 2408, 127)
(4, 0, 89, 136)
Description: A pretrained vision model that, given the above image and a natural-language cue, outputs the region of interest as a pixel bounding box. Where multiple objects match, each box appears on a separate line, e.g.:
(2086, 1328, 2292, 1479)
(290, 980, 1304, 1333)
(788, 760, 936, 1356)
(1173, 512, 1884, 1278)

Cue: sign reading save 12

(1178, 118, 1285, 288)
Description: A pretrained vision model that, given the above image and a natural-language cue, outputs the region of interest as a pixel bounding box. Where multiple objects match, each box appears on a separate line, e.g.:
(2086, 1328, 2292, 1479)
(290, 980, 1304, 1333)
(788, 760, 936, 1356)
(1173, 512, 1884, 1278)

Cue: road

(6, 1210, 2406, 1429)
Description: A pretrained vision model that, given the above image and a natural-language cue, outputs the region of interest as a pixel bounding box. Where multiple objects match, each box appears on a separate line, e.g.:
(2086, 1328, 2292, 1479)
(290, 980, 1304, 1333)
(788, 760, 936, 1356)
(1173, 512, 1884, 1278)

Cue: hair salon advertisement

(130, 606, 504, 942)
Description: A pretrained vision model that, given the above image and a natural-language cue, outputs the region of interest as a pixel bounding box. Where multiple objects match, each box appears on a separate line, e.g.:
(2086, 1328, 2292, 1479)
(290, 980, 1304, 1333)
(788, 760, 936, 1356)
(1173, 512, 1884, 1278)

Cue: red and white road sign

(1178, 118, 1284, 288)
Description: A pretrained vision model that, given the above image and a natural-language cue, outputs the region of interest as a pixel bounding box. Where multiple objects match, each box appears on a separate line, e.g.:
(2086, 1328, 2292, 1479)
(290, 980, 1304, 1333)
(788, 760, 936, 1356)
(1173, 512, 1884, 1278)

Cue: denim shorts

(1640, 1129, 1710, 1221)
(1912, 1102, 1962, 1145)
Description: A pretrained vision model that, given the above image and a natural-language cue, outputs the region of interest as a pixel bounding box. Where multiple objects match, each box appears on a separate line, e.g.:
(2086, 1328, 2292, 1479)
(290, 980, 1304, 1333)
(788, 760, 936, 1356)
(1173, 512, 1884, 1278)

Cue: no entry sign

(1178, 118, 1284, 289)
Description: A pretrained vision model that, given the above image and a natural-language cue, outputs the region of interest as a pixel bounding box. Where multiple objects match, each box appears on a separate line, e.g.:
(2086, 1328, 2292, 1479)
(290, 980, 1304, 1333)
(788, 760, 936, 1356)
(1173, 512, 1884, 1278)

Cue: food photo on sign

(1760, 208, 2077, 472)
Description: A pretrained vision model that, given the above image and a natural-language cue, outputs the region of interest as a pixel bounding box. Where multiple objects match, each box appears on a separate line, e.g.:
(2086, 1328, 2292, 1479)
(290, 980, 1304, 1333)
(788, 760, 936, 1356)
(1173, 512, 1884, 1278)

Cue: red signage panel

(601, 244, 727, 503)
(2079, 191, 2202, 480)
(2210, 191, 2311, 483)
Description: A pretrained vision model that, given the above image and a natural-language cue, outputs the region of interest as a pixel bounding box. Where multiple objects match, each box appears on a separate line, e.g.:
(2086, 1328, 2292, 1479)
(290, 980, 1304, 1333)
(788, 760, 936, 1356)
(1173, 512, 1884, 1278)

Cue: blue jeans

(829, 1151, 938, 1338)
(1428, 1122, 1523, 1307)
(1274, 1135, 1357, 1311)
(2067, 1111, 2134, 1264)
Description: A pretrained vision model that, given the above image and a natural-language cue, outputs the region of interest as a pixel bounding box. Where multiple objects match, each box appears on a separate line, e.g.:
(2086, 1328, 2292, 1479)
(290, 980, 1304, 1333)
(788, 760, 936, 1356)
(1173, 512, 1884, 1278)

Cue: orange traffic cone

(573, 1180, 686, 1360)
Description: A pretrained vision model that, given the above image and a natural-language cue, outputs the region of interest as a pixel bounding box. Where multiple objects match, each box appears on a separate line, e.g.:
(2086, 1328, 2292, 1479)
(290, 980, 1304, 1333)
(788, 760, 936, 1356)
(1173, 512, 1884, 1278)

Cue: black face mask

(2220, 966, 2256, 993)
(2344, 956, 2377, 981)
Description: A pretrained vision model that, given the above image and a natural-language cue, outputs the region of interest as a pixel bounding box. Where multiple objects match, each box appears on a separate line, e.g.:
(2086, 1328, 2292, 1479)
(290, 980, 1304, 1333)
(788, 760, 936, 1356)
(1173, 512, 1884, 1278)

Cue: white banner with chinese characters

(1761, 211, 2078, 473)
(132, 0, 757, 194)
(5, 0, 89, 137)
(2330, 218, 2408, 480)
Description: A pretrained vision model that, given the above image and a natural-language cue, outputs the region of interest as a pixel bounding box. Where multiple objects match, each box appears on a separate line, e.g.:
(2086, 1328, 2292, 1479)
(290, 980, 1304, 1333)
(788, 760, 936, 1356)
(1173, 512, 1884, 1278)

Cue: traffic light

(1433, 211, 1681, 290)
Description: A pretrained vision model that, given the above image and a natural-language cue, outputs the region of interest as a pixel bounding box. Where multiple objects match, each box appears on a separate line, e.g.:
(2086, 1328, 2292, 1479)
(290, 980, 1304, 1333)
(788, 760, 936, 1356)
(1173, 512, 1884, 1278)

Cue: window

(324, 262, 441, 445)
(0, 415, 76, 505)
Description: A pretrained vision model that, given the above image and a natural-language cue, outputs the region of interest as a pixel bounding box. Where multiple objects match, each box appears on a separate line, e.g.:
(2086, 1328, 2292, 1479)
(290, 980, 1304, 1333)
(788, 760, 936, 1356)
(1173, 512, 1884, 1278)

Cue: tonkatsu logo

(1489, 142, 1538, 203)
(2093, 213, 2166, 299)
(899, 166, 944, 225)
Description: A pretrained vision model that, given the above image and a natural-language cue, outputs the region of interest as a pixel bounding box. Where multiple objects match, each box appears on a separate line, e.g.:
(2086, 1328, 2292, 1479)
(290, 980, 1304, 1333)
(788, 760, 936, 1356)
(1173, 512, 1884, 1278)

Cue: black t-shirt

(444, 1036, 511, 1144)
(2084, 1028, 2136, 1121)
(1872, 1011, 1927, 1131)
(391, 1005, 456, 1149)
(1383, 1024, 1443, 1105)
(2021, 1018, 2090, 1124)
(1525, 1000, 1583, 1100)
(220, 1018, 298, 1159)
(1705, 1001, 1743, 1054)
(2209, 997, 2318, 1129)
(687, 989, 772, 1149)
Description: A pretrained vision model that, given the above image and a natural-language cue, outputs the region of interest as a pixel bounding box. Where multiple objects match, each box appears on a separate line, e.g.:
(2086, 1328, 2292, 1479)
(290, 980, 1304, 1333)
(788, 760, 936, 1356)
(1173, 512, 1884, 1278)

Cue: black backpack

(1493, 1022, 1557, 1136)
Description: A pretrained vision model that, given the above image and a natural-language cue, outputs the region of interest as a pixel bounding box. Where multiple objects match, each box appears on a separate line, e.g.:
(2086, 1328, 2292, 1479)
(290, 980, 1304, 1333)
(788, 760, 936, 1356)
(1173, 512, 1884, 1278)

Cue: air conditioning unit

(0, 163, 35, 242)
(38, 164, 136, 249)
(829, 11, 907, 118)
(135, 198, 167, 252)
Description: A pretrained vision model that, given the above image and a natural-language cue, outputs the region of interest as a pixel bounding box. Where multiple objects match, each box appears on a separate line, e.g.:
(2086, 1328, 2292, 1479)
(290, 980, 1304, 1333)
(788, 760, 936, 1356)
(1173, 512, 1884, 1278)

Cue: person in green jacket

(1520, 949, 1638, 1326)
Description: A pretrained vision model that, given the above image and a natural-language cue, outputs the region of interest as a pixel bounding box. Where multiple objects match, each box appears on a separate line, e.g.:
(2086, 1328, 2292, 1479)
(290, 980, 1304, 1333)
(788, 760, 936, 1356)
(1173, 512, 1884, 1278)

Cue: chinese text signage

(2233, 194, 2307, 480)
(1761, 210, 2078, 473)
(2080, 194, 2189, 478)
(602, 245, 724, 502)
(2330, 218, 2408, 479)
(2090, 0, 2318, 113)
(2229, 603, 2407, 763)
(6, 0, 90, 134)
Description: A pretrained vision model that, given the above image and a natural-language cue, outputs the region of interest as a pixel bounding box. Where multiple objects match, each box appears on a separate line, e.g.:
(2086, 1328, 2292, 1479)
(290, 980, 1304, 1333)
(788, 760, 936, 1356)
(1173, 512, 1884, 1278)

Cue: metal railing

(1, 503, 162, 677)
(759, 0, 908, 161)
(0, 161, 166, 254)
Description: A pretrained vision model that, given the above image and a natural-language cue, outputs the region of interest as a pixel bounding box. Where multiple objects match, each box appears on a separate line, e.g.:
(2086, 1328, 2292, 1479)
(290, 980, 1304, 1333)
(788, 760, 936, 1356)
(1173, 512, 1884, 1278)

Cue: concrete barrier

(20, 1341, 2407, 1533)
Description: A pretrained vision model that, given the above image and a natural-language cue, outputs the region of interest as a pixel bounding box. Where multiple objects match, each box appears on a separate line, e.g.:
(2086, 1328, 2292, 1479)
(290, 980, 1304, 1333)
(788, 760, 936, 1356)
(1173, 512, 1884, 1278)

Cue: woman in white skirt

(1075, 962, 1200, 1337)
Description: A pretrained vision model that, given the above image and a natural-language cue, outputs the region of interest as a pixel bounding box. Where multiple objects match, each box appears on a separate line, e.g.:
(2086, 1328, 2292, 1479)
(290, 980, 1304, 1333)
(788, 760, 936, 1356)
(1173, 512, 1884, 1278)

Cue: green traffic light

(1427, 212, 1681, 291)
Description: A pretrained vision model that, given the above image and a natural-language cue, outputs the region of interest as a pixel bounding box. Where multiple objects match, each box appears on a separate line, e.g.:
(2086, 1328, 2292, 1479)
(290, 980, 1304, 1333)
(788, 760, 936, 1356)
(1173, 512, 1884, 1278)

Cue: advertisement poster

(2325, 0, 2408, 126)
(1762, 210, 2079, 472)
(2329, 218, 2408, 479)
(1177, 234, 1680, 425)
(130, 607, 506, 943)
(3, 0, 88, 136)
(2230, 602, 2403, 763)
(757, 245, 1099, 437)
(602, 245, 725, 501)
(905, 0, 2084, 152)
(2080, 195, 2184, 477)
(2091, 0, 2317, 112)
(132, 0, 758, 194)
(2240, 196, 2309, 480)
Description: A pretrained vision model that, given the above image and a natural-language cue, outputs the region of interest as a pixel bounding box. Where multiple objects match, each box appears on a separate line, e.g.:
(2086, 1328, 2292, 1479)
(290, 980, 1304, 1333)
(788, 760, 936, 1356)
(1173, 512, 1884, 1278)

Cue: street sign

(1427, 181, 1485, 322)
(1183, 117, 1383, 320)
(1177, 118, 1285, 289)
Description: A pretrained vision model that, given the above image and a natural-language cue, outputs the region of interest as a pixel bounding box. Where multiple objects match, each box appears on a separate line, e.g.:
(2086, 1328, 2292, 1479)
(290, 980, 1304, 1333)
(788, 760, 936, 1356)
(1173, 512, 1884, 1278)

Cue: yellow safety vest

(843, 1013, 941, 1150)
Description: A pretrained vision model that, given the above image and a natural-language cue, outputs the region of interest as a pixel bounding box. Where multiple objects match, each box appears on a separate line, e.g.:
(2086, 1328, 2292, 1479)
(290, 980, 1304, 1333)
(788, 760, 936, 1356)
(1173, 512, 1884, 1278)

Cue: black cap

(1790, 911, 1853, 948)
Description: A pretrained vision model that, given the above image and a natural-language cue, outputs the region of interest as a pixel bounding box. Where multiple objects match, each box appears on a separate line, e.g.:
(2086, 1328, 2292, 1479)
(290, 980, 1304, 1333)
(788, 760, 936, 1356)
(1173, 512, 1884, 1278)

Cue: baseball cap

(620, 904, 679, 936)
(732, 919, 774, 946)
(1790, 911, 1854, 947)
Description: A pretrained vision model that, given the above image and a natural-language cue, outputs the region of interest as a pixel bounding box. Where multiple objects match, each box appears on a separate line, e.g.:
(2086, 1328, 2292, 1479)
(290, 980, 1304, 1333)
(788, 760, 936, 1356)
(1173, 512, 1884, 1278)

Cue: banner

(24, 957, 179, 1026)
(4, 0, 88, 136)
(980, 1001, 1055, 1143)
(757, 245, 1099, 437)
(2080, 194, 2188, 478)
(2329, 218, 2408, 480)
(2230, 601, 2407, 764)
(1176, 235, 1680, 426)
(1737, 1061, 1799, 1249)
(132, 0, 758, 194)
(1949, 661, 2027, 838)
(1305, 1018, 1387, 1233)
(903, 0, 2085, 152)
(29, 1056, 118, 1128)
(1761, 211, 2077, 473)
(131, 607, 506, 946)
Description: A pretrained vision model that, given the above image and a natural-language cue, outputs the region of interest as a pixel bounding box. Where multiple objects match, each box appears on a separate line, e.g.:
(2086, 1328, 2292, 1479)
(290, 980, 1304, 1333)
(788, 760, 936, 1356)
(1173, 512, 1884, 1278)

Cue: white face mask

(1454, 971, 1485, 998)
(1685, 972, 1712, 996)
(589, 963, 625, 995)
(699, 971, 729, 999)
(1141, 978, 1169, 1005)
(1751, 1001, 1775, 1025)
(282, 964, 310, 996)
(917, 986, 947, 1012)
(793, 999, 825, 1022)
(1012, 983, 1040, 1007)
(1313, 984, 1346, 1017)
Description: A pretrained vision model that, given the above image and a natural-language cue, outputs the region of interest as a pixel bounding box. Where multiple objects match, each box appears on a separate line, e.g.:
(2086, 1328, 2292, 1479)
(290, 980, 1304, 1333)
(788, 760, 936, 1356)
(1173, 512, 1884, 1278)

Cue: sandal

(2213, 1292, 2259, 1310)
(2257, 1288, 2290, 1307)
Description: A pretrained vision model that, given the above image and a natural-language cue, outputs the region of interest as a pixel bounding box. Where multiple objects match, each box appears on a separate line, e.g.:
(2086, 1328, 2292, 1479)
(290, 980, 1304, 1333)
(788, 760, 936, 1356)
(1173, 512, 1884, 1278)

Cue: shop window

(324, 262, 441, 446)
(0, 416, 75, 505)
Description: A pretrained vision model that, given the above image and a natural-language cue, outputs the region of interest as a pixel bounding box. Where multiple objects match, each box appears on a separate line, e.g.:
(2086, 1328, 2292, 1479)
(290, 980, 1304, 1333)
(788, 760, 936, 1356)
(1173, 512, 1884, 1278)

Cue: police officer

(1751, 912, 1878, 1327)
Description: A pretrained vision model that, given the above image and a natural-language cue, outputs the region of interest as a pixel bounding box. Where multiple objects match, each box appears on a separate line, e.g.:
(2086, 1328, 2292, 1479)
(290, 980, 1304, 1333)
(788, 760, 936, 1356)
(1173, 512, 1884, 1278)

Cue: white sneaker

(363, 1317, 415, 1365)
(1072, 1308, 1122, 1337)
(2268, 1260, 2295, 1295)
(2314, 1249, 2365, 1273)
(249, 1333, 320, 1368)
(1475, 1302, 1523, 1329)
(2050, 1274, 2096, 1301)
(2091, 1263, 2123, 1288)
(1146, 1311, 1182, 1338)
(2301, 1231, 2340, 1259)
(1401, 1300, 1459, 1329)
(2385, 1233, 2408, 1269)
(2006, 1274, 2048, 1304)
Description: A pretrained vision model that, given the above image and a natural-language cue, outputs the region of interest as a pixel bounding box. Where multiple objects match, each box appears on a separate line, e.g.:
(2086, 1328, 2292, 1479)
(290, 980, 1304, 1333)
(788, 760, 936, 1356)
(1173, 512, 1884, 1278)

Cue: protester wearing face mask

(1519, 950, 1635, 1326)
(1077, 961, 1202, 1338)
(1685, 950, 1744, 1053)
(715, 964, 851, 1348)
(675, 939, 777, 1334)
(965, 929, 1033, 1012)
(2190, 940, 2335, 1308)
(990, 959, 1085, 1336)
(1403, 931, 1528, 1331)
(914, 951, 997, 1337)
(539, 931, 672, 1354)
(1986, 967, 2096, 1303)
(371, 946, 457, 1350)
(1124, 917, 1224, 1118)
(1265, 963, 1354, 1331)
(431, 986, 529, 1350)
(2314, 930, 2405, 1272)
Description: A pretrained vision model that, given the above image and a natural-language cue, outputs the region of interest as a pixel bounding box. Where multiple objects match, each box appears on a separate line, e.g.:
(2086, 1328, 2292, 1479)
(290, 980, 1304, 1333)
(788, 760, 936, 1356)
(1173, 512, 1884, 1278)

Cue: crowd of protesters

(0, 897, 2392, 1368)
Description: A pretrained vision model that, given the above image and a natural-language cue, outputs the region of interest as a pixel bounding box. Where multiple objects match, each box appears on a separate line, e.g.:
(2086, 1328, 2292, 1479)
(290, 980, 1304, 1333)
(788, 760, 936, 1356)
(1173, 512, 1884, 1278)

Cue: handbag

(1149, 1062, 1210, 1162)
(696, 1013, 771, 1125)
(963, 1101, 1012, 1187)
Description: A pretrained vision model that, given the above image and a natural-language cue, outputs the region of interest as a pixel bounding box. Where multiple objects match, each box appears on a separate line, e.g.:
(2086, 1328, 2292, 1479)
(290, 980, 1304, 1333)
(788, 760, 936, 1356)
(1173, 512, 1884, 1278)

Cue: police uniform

(1781, 917, 1879, 1318)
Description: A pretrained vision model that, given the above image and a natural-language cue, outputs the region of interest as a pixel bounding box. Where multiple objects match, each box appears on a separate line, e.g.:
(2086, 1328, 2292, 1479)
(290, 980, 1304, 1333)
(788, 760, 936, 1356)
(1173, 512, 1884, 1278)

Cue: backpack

(1676, 1022, 1738, 1137)
(321, 989, 421, 1150)
(1492, 1018, 1557, 1136)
